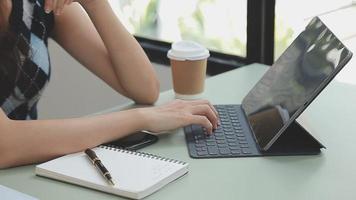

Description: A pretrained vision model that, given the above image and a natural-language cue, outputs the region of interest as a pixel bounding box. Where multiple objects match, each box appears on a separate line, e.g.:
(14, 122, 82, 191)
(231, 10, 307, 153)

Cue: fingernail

(45, 9, 50, 13)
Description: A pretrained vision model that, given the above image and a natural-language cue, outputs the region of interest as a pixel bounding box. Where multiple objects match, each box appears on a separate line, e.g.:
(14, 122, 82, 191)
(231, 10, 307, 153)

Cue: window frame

(134, 0, 275, 75)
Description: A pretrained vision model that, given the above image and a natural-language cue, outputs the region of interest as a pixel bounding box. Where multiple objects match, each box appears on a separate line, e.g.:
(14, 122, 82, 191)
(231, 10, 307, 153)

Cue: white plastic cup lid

(167, 41, 210, 61)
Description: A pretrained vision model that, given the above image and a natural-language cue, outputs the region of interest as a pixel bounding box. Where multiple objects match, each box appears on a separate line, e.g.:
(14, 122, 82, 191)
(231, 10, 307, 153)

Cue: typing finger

(190, 105, 218, 130)
(190, 100, 219, 123)
(188, 115, 213, 134)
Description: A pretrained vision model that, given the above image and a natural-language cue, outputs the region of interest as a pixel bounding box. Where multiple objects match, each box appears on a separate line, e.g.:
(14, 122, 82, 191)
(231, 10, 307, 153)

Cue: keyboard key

(240, 144, 249, 148)
(226, 135, 236, 139)
(223, 128, 234, 132)
(227, 139, 237, 143)
(219, 148, 231, 155)
(195, 143, 206, 148)
(213, 129, 222, 134)
(206, 138, 216, 142)
(221, 120, 230, 124)
(229, 146, 240, 150)
(239, 141, 248, 144)
(231, 149, 241, 154)
(194, 135, 205, 140)
(225, 132, 235, 136)
(221, 123, 232, 127)
(242, 148, 251, 154)
(216, 140, 226, 144)
(237, 133, 245, 137)
(217, 144, 228, 148)
(206, 142, 216, 146)
(197, 151, 208, 156)
(222, 127, 232, 131)
(237, 137, 246, 141)
(228, 142, 239, 147)
(214, 128, 224, 132)
(215, 126, 224, 130)
(220, 118, 229, 122)
(214, 133, 224, 137)
(215, 135, 225, 140)
(208, 146, 218, 155)
(221, 122, 231, 126)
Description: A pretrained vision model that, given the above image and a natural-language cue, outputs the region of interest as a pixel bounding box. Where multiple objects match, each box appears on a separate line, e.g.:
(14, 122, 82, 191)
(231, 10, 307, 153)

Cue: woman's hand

(139, 99, 220, 135)
(44, 0, 72, 15)
(44, 0, 95, 15)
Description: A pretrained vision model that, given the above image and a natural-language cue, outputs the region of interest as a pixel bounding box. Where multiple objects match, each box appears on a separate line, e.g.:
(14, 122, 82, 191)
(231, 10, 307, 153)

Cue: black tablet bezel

(241, 17, 353, 151)
(262, 45, 353, 151)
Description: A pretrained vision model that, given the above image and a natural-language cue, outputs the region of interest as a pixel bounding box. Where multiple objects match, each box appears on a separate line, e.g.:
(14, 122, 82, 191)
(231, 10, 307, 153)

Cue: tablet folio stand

(264, 121, 325, 155)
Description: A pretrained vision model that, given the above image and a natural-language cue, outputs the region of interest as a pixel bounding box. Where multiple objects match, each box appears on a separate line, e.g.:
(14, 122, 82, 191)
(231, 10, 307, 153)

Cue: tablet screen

(241, 17, 352, 150)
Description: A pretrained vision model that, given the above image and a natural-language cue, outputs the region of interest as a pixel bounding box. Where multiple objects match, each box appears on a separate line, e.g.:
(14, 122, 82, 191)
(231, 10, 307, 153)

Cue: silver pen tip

(109, 179, 115, 186)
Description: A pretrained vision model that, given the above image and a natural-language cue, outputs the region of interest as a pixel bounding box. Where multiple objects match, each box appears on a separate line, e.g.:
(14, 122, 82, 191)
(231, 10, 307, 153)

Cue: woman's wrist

(134, 108, 151, 131)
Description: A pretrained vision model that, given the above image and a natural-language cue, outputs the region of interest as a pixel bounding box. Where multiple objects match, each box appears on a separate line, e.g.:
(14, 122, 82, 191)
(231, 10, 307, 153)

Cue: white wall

(37, 40, 173, 119)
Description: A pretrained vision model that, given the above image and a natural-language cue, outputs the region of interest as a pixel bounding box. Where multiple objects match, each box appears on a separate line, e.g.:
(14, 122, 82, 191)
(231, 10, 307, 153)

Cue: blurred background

(38, 0, 356, 119)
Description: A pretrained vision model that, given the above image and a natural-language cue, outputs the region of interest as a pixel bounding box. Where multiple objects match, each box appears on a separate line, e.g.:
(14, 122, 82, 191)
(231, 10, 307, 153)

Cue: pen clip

(91, 157, 100, 165)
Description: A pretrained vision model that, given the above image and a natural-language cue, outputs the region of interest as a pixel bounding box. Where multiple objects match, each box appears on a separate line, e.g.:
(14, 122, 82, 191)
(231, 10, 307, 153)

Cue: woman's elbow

(134, 79, 160, 105)
(0, 118, 17, 169)
(0, 138, 14, 169)
(0, 143, 12, 169)
(0, 127, 8, 169)
(147, 79, 160, 103)
(0, 158, 11, 169)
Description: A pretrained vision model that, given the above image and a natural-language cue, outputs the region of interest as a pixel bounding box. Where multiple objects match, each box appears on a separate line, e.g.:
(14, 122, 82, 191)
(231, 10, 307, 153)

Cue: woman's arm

(51, 2, 159, 104)
(0, 100, 218, 169)
(0, 108, 144, 169)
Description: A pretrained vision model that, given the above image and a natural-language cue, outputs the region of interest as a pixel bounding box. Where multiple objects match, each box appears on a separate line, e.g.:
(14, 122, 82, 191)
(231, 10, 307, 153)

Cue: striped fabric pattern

(0, 0, 54, 120)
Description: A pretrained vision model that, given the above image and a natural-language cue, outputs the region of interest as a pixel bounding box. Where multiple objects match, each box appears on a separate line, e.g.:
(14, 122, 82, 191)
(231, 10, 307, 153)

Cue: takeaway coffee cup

(167, 41, 210, 99)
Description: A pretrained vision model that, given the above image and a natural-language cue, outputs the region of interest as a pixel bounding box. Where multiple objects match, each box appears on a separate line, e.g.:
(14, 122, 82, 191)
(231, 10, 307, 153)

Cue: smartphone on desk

(104, 131, 158, 151)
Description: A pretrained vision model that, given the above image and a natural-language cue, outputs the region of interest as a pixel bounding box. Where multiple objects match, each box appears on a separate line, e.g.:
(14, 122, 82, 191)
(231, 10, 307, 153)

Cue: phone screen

(104, 131, 158, 150)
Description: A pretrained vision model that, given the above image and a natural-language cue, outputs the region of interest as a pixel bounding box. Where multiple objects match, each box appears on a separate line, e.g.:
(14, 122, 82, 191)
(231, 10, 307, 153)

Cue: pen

(85, 148, 116, 186)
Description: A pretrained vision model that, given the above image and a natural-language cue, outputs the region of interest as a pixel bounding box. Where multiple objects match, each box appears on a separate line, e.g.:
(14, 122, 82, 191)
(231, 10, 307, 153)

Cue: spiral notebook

(35, 146, 189, 199)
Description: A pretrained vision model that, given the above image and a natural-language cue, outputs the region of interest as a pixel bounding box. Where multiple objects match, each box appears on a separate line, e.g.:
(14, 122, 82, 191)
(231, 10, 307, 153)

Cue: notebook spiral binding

(100, 145, 187, 165)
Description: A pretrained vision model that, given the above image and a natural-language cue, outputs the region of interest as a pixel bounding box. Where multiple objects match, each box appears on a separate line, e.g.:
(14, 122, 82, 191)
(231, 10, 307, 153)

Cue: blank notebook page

(36, 146, 188, 199)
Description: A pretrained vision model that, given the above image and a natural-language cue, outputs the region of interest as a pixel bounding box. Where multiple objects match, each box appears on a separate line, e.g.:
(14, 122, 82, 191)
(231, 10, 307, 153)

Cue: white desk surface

(1, 63, 356, 200)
